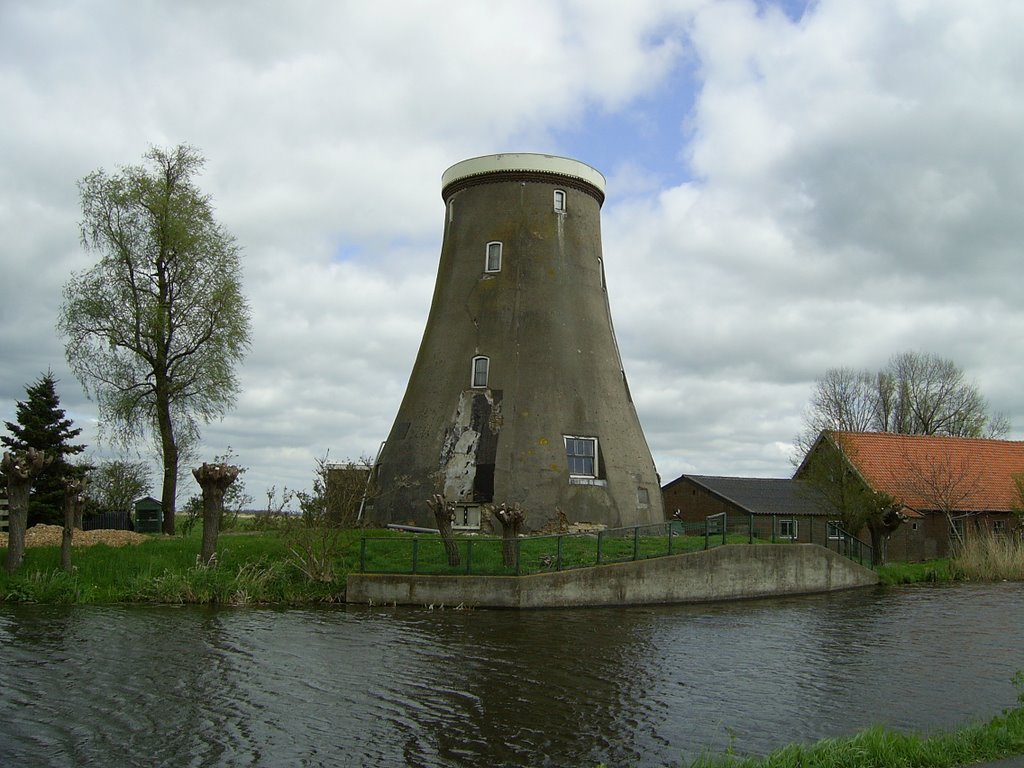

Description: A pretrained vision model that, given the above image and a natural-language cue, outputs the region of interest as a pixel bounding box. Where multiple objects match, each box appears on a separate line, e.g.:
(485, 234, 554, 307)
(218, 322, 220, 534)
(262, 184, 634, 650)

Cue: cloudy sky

(3, 0, 1024, 507)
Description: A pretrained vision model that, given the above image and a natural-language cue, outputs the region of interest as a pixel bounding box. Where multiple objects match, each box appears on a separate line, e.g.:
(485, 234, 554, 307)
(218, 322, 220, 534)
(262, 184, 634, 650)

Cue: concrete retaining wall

(345, 544, 879, 609)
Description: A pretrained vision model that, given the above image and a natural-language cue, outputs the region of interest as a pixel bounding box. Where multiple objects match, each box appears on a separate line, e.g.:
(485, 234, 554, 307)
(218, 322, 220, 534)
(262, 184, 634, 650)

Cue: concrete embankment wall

(345, 544, 879, 609)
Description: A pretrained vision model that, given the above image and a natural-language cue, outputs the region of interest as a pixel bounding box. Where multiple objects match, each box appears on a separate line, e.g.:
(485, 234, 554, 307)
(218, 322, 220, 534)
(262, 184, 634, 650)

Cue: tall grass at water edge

(677, 671, 1024, 768)
(950, 530, 1024, 581)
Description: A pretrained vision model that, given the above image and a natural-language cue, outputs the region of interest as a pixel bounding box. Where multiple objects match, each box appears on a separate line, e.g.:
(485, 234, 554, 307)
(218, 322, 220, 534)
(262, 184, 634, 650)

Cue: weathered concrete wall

(369, 154, 664, 531)
(345, 544, 879, 609)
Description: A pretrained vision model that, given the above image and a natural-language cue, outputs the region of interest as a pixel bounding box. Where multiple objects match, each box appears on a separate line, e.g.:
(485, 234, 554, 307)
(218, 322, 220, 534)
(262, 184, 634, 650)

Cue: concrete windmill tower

(369, 153, 663, 531)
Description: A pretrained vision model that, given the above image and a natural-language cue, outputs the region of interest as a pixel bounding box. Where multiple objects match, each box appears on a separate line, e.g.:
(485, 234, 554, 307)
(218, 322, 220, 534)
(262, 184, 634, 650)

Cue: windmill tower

(369, 153, 663, 530)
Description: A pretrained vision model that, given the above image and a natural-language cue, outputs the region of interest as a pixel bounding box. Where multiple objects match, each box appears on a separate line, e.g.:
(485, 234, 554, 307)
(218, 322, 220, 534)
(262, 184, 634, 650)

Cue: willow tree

(58, 145, 251, 534)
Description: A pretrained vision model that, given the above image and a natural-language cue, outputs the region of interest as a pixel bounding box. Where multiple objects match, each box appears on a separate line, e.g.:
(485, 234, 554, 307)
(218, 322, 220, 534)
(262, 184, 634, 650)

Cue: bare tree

(900, 450, 982, 548)
(426, 493, 460, 567)
(797, 351, 1007, 456)
(493, 502, 526, 568)
(58, 145, 251, 535)
(3, 449, 52, 574)
(61, 476, 87, 573)
(192, 462, 240, 565)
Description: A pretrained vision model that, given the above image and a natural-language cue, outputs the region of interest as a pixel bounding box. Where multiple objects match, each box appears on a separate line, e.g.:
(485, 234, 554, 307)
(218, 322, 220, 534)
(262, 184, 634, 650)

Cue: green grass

(685, 673, 1024, 767)
(0, 528, 368, 604)
(359, 528, 757, 576)
(876, 559, 955, 586)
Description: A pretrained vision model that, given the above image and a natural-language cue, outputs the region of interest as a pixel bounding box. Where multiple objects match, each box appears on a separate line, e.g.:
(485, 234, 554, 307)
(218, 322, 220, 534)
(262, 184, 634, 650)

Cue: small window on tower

(485, 242, 502, 273)
(553, 189, 566, 212)
(471, 356, 489, 388)
(564, 436, 597, 478)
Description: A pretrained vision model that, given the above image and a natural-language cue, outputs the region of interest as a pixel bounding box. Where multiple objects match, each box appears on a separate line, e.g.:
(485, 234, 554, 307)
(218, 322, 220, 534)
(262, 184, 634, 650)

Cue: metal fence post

(749, 514, 754, 544)
(668, 521, 674, 556)
(515, 537, 522, 576)
(557, 534, 564, 571)
(411, 538, 419, 574)
(360, 537, 367, 572)
(466, 539, 473, 574)
(597, 529, 603, 565)
(633, 526, 640, 561)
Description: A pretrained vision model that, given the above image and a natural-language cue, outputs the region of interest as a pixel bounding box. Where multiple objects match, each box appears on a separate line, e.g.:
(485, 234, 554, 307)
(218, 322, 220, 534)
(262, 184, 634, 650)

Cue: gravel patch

(0, 524, 150, 548)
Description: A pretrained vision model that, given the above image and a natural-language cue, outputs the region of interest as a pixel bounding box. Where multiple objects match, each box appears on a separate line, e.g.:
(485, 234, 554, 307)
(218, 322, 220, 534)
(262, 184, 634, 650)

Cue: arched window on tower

(485, 241, 502, 273)
(471, 355, 490, 388)
(553, 189, 566, 213)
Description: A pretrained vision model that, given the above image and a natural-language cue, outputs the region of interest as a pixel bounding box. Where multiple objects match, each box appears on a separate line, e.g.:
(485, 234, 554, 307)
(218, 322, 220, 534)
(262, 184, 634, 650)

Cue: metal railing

(359, 512, 874, 575)
(358, 517, 748, 576)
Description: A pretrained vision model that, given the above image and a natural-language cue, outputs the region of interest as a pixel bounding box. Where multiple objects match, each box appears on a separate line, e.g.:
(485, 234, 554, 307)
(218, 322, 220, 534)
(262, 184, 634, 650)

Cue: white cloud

(2, 0, 1023, 506)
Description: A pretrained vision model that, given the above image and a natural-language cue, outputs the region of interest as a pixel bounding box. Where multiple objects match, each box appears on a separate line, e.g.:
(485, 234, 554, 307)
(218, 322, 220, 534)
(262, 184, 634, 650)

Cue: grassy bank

(685, 673, 1024, 768)
(0, 526, 374, 604)
(3, 521, 1021, 604)
(876, 559, 954, 585)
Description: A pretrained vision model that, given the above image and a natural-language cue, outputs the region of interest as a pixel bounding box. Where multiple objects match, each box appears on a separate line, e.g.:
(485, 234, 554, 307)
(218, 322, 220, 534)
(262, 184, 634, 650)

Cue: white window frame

(553, 189, 566, 213)
(778, 518, 798, 540)
(827, 521, 842, 540)
(485, 241, 502, 273)
(993, 519, 1007, 535)
(471, 356, 489, 388)
(564, 435, 598, 479)
(452, 504, 481, 531)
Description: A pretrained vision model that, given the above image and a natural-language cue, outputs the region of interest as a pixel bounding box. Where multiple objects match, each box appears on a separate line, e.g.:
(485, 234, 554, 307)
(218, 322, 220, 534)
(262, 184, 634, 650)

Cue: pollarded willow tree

(58, 145, 251, 535)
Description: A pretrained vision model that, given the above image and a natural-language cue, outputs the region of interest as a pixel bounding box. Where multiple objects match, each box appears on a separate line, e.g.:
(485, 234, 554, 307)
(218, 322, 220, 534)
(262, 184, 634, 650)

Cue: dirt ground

(0, 524, 149, 549)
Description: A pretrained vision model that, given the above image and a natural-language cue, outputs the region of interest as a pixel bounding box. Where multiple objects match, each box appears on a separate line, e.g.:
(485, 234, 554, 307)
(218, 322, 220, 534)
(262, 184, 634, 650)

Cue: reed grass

(951, 531, 1024, 581)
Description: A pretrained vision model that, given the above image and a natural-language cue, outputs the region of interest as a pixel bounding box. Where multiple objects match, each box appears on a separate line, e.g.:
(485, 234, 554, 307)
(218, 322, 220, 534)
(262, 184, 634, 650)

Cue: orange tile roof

(827, 431, 1024, 513)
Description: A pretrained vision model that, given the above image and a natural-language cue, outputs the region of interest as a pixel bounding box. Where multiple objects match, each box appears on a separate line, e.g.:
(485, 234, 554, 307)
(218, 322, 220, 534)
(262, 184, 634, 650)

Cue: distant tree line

(797, 350, 1008, 454)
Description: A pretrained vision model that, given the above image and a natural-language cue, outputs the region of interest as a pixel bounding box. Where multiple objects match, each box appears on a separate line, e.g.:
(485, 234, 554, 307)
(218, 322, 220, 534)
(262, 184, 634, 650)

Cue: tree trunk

(193, 463, 239, 565)
(426, 494, 460, 567)
(495, 503, 526, 568)
(62, 492, 74, 573)
(156, 378, 178, 536)
(3, 449, 51, 575)
(5, 475, 30, 575)
(61, 477, 86, 573)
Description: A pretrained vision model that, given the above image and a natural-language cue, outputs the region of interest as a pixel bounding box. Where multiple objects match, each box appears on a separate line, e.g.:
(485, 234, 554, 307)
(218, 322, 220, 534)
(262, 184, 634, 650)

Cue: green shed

(134, 496, 163, 533)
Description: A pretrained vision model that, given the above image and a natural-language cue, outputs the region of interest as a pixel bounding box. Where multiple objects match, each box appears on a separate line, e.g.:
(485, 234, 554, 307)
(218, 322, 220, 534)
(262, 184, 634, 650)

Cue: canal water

(0, 583, 1021, 767)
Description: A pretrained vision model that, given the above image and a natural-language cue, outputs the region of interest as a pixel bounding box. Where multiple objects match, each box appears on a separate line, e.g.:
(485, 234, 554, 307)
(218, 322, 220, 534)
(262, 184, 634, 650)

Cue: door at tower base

(367, 153, 664, 531)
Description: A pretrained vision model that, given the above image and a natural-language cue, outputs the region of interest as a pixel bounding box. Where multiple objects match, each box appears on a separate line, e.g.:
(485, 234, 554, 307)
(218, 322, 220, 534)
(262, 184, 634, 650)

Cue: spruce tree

(2, 371, 86, 526)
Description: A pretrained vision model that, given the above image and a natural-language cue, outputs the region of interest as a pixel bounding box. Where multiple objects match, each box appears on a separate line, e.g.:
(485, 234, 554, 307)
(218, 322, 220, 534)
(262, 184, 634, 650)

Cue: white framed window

(778, 518, 798, 540)
(827, 521, 842, 540)
(993, 519, 1007, 535)
(485, 241, 502, 273)
(471, 356, 489, 388)
(564, 436, 597, 478)
(452, 504, 481, 530)
(553, 189, 566, 212)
